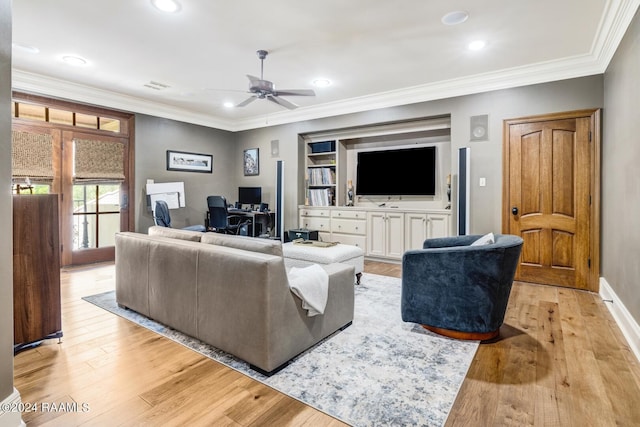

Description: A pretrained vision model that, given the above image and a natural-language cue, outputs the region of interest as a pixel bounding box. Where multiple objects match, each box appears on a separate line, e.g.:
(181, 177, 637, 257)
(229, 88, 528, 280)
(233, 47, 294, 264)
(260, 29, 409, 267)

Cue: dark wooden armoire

(13, 194, 62, 353)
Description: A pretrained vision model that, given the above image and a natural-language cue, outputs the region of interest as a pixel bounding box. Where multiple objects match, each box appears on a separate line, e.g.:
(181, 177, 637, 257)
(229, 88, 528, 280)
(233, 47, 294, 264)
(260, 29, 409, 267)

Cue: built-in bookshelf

(301, 115, 452, 208)
(305, 140, 338, 206)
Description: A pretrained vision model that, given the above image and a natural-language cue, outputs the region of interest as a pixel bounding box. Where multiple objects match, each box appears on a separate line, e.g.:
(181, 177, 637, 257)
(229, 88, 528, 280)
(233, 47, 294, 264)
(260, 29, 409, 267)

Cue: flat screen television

(356, 146, 436, 196)
(238, 186, 262, 205)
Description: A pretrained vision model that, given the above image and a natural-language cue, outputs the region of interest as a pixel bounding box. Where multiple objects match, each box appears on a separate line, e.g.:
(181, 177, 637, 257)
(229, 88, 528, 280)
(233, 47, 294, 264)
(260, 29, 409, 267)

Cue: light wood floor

(14, 261, 640, 426)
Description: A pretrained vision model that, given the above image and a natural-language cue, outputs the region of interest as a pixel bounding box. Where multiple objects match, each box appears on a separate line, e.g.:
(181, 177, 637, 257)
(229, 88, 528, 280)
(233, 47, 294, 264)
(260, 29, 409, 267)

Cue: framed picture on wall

(166, 150, 213, 173)
(243, 148, 259, 176)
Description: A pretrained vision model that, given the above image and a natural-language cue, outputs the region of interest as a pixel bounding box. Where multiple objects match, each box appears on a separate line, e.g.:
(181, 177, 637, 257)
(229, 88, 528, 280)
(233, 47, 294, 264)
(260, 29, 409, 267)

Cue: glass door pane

(72, 184, 121, 250)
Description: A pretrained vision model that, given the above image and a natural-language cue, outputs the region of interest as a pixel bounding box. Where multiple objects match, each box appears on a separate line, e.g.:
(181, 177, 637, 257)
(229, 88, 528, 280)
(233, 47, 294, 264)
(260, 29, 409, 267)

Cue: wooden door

(503, 110, 600, 292)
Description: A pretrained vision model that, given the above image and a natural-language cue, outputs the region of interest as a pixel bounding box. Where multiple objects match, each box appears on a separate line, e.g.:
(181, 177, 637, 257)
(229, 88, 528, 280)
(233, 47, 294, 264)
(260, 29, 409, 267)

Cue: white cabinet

(367, 211, 405, 260)
(404, 212, 451, 250)
(405, 212, 428, 251)
(331, 209, 366, 249)
(299, 206, 451, 260)
(299, 208, 331, 241)
(426, 213, 450, 239)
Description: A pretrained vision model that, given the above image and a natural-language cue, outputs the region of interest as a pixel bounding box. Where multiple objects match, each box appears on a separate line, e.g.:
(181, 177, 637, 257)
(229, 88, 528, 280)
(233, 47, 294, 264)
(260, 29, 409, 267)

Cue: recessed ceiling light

(151, 0, 181, 13)
(468, 40, 486, 51)
(312, 79, 331, 88)
(223, 101, 234, 108)
(62, 55, 88, 66)
(12, 43, 39, 54)
(441, 11, 469, 26)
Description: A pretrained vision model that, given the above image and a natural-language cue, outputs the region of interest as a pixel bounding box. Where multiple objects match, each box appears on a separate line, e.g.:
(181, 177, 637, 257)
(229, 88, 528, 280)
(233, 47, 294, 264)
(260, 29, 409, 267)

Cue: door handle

(512, 206, 518, 216)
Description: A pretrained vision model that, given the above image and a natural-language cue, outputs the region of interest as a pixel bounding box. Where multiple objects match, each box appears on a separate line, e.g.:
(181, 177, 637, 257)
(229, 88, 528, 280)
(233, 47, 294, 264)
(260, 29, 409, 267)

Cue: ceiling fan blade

(246, 74, 261, 83)
(275, 89, 316, 97)
(267, 96, 298, 110)
(236, 96, 258, 107)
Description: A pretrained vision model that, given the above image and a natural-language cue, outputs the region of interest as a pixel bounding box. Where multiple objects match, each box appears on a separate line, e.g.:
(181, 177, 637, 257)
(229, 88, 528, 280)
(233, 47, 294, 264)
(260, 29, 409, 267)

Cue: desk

(228, 209, 275, 237)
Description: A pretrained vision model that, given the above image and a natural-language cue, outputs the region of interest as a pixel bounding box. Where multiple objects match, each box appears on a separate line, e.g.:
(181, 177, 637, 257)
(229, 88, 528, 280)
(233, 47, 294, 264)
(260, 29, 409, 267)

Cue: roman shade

(74, 138, 125, 183)
(11, 130, 55, 183)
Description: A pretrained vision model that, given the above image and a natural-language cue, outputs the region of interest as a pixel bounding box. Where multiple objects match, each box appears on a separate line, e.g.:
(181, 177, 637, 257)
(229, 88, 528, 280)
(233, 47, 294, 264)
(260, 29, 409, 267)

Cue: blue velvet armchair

(401, 234, 523, 340)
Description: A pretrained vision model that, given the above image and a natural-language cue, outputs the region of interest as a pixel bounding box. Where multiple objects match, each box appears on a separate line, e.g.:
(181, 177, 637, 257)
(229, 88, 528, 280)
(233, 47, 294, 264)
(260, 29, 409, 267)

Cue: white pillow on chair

(470, 232, 495, 246)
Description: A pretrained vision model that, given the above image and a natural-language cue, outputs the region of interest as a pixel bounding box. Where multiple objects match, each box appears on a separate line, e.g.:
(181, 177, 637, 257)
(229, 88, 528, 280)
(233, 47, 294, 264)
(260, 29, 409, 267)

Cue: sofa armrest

(422, 235, 480, 249)
(115, 232, 151, 316)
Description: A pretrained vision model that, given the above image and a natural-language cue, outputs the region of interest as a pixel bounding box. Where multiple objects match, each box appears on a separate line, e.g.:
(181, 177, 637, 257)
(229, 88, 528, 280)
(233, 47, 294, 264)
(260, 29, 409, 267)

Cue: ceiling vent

(144, 81, 170, 91)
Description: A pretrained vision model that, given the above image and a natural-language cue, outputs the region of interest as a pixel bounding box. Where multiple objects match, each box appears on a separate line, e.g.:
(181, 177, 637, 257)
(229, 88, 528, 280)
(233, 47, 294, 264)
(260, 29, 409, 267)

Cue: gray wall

(603, 10, 640, 323)
(0, 0, 12, 402)
(236, 76, 603, 235)
(134, 114, 236, 232)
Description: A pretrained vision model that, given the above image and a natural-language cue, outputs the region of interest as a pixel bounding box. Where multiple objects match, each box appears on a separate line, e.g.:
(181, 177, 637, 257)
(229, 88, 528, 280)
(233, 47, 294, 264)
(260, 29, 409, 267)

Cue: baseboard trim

(600, 277, 640, 362)
(0, 388, 26, 427)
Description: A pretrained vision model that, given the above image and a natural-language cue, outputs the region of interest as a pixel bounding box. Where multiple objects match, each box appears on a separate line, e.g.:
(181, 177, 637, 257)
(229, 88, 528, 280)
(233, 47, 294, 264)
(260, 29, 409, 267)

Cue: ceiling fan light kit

(236, 50, 316, 110)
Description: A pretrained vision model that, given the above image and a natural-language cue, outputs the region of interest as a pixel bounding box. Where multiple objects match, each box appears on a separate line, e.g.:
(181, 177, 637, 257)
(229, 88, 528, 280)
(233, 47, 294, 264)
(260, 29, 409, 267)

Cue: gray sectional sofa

(115, 226, 355, 375)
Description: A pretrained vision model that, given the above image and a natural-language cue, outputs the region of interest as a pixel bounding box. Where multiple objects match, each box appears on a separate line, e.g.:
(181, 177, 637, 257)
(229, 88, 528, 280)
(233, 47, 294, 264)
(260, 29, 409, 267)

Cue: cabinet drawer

(331, 210, 366, 220)
(332, 218, 366, 235)
(331, 234, 366, 249)
(299, 217, 330, 232)
(299, 208, 330, 218)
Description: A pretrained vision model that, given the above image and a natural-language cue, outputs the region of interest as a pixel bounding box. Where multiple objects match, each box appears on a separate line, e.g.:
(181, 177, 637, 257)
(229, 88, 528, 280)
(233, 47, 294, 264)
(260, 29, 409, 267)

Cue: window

(12, 100, 124, 134)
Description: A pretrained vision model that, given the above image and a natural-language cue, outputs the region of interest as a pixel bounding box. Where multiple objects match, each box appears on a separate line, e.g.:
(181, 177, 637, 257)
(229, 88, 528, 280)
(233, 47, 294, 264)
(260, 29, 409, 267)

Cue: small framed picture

(243, 148, 259, 176)
(166, 150, 213, 173)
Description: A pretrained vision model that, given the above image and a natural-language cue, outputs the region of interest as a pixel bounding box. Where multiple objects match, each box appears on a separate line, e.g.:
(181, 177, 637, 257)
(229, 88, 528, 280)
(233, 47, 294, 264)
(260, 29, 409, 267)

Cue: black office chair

(206, 195, 252, 235)
(154, 200, 206, 232)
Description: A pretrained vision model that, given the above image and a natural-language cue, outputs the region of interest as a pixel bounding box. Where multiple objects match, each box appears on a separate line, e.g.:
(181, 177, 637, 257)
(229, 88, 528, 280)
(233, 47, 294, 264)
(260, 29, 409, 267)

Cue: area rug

(83, 273, 478, 426)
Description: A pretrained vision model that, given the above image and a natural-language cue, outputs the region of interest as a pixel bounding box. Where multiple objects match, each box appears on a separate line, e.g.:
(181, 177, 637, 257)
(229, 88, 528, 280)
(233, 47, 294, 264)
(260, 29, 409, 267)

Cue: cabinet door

(385, 212, 405, 259)
(405, 213, 427, 250)
(427, 214, 450, 239)
(366, 212, 386, 257)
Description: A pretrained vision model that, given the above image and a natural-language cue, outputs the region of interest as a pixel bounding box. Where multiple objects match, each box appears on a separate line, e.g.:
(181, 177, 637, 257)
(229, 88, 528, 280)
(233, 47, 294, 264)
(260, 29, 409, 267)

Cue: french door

(62, 131, 131, 265)
(12, 93, 134, 266)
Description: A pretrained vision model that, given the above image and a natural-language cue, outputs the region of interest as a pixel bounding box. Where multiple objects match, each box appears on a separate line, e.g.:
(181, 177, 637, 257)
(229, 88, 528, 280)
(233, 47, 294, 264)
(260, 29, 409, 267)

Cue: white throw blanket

(288, 264, 329, 317)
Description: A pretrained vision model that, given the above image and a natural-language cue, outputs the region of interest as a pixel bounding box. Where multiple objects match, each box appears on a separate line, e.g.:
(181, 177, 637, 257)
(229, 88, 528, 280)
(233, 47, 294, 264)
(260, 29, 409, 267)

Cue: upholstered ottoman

(282, 242, 364, 285)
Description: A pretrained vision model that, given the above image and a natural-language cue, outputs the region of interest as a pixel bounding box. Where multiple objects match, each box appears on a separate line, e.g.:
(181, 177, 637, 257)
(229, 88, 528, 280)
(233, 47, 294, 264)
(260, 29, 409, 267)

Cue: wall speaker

(271, 139, 280, 157)
(470, 114, 488, 141)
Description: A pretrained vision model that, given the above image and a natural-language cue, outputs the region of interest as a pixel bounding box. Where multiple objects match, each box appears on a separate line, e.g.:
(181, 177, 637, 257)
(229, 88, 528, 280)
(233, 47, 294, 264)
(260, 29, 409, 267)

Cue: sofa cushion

(148, 225, 202, 242)
(200, 233, 283, 257)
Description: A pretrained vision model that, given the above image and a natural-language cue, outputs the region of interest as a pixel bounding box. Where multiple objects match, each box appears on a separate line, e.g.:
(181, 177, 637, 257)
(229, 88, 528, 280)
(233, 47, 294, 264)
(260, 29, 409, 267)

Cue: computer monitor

(238, 186, 262, 206)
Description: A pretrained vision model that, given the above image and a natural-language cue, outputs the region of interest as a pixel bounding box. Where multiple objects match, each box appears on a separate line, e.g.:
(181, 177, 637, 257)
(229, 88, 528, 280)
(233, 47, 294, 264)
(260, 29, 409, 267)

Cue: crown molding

(592, 0, 640, 67)
(11, 0, 638, 132)
(11, 70, 238, 131)
(231, 53, 604, 131)
(7, 54, 607, 133)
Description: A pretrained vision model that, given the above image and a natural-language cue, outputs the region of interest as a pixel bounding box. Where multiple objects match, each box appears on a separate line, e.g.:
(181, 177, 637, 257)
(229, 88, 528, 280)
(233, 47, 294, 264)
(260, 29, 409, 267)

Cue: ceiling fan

(236, 50, 315, 110)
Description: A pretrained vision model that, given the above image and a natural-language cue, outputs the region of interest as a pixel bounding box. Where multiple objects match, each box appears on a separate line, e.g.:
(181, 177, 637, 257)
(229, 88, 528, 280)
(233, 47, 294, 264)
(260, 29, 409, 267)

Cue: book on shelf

(307, 187, 335, 206)
(307, 167, 335, 186)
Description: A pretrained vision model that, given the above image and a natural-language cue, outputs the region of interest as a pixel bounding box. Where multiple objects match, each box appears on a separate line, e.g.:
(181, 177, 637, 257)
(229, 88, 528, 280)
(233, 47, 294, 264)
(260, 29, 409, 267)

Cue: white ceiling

(11, 0, 640, 131)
